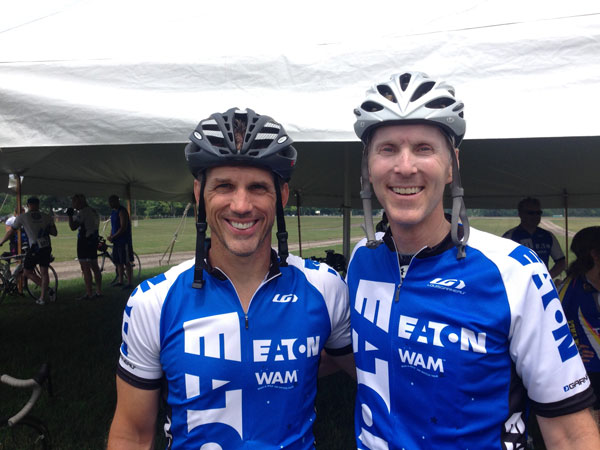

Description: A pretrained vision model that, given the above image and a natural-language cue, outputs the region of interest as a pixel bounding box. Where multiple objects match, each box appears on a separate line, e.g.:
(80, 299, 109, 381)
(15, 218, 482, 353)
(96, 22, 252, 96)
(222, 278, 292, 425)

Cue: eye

(378, 145, 397, 155)
(249, 183, 270, 193)
(415, 144, 434, 154)
(214, 183, 234, 191)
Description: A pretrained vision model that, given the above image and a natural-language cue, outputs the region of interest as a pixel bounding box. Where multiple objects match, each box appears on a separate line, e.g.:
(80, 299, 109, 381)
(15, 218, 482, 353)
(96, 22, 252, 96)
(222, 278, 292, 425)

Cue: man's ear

(193, 178, 201, 203)
(281, 182, 290, 208)
(448, 147, 459, 184)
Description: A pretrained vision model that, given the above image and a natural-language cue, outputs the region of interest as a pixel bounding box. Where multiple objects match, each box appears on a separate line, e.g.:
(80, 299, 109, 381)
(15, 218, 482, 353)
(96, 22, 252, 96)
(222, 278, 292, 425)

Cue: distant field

(39, 215, 599, 263)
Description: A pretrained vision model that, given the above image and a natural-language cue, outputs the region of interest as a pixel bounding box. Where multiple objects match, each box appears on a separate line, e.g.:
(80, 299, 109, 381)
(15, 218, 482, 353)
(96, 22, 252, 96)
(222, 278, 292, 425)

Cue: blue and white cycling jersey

(347, 227, 594, 450)
(117, 251, 351, 449)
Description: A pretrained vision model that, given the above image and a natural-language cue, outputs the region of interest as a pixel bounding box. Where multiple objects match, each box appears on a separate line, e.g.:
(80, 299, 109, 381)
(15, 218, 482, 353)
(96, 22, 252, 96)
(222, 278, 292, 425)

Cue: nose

(392, 149, 417, 175)
(229, 188, 253, 215)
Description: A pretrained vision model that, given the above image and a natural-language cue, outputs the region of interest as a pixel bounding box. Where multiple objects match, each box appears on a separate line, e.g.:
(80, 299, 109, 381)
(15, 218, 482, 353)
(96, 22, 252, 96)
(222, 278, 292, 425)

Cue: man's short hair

(108, 194, 119, 202)
(517, 197, 540, 212)
(26, 196, 40, 205)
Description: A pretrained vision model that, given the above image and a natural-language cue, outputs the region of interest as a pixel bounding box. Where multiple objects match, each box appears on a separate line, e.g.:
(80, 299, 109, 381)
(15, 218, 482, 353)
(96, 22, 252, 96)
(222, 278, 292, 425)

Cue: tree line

(1, 193, 599, 220)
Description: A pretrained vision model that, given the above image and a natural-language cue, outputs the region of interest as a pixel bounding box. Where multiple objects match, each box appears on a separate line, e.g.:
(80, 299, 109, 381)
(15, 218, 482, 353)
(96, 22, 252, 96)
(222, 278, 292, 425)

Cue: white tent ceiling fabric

(1, 0, 599, 207)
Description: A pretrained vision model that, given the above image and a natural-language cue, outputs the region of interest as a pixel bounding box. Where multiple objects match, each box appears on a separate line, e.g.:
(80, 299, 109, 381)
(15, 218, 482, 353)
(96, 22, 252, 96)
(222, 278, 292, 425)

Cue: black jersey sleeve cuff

(116, 365, 162, 391)
(532, 386, 596, 418)
(324, 344, 353, 356)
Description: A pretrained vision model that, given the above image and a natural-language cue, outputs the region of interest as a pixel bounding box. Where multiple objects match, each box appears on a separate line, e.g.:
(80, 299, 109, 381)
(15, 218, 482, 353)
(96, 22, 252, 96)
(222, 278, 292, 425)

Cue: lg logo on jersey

(428, 278, 466, 295)
(272, 293, 298, 303)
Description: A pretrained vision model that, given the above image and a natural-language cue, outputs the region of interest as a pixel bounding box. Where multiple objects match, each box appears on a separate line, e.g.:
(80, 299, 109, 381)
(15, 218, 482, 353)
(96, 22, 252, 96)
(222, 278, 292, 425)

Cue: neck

(585, 264, 600, 291)
(208, 241, 272, 311)
(520, 223, 537, 234)
(389, 211, 450, 254)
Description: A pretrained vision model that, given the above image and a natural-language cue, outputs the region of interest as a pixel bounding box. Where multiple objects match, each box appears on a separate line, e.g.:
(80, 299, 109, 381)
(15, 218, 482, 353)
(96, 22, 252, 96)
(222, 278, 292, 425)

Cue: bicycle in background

(310, 249, 347, 276)
(0, 363, 53, 449)
(96, 237, 141, 286)
(0, 255, 58, 304)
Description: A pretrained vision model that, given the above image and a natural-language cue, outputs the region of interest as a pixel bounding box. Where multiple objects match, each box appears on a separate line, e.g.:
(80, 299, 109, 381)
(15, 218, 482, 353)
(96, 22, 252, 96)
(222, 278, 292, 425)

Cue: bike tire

(25, 265, 58, 302)
(0, 273, 8, 304)
(0, 415, 51, 449)
(131, 252, 142, 284)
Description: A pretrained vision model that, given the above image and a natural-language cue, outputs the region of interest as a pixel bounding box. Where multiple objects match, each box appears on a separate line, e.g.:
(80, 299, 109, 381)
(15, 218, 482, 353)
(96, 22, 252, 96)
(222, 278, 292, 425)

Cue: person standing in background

(559, 226, 600, 430)
(503, 197, 566, 279)
(68, 194, 102, 299)
(107, 195, 134, 289)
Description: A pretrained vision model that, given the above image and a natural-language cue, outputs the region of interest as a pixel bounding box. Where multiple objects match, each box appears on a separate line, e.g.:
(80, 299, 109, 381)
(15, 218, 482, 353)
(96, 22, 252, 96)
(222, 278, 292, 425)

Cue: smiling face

(368, 123, 455, 242)
(197, 165, 288, 261)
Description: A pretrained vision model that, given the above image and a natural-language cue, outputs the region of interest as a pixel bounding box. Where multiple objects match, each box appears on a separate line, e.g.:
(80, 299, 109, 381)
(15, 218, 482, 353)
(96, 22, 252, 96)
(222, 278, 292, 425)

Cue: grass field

(0, 267, 355, 449)
(44, 215, 599, 265)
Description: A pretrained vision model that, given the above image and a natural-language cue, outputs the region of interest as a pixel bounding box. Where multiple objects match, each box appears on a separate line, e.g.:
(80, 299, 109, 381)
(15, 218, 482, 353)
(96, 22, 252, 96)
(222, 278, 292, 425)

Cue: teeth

(230, 221, 255, 230)
(391, 187, 422, 195)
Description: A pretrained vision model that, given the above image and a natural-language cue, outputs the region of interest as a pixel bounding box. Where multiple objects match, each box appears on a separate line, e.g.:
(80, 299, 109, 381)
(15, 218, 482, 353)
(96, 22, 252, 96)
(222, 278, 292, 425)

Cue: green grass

(45, 215, 596, 263)
(0, 267, 355, 449)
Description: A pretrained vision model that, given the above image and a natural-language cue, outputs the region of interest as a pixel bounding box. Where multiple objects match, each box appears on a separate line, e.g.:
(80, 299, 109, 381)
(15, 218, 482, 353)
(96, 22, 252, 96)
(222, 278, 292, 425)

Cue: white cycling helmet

(354, 72, 470, 258)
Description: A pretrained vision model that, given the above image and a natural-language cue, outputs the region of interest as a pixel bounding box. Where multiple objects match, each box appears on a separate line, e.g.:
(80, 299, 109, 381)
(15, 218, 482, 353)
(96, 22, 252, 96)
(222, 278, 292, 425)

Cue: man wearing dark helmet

(107, 108, 353, 449)
(346, 73, 600, 449)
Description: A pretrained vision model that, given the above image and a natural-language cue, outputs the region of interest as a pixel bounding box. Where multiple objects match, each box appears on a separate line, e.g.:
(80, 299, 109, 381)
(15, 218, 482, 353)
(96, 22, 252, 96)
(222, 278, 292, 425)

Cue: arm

(106, 377, 160, 450)
(48, 222, 58, 237)
(538, 409, 600, 450)
(549, 258, 566, 279)
(0, 227, 15, 246)
(319, 350, 356, 379)
(68, 212, 79, 231)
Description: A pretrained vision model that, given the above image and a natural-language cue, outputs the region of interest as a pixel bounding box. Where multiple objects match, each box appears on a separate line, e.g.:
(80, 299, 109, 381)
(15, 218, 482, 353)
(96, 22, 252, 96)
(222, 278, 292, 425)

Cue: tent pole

(563, 189, 569, 268)
(126, 184, 132, 217)
(343, 146, 351, 263)
(295, 191, 302, 258)
(15, 175, 22, 256)
(16, 174, 23, 293)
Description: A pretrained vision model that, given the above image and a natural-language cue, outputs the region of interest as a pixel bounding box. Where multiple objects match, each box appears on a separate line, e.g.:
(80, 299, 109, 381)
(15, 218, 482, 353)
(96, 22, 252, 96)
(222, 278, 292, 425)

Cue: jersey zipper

(389, 239, 425, 302)
(217, 269, 282, 330)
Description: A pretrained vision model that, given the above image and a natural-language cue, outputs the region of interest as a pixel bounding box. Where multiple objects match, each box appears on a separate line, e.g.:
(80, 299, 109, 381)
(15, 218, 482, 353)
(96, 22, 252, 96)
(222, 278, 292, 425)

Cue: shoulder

(284, 253, 346, 290)
(502, 225, 518, 238)
(465, 227, 537, 283)
(128, 259, 195, 310)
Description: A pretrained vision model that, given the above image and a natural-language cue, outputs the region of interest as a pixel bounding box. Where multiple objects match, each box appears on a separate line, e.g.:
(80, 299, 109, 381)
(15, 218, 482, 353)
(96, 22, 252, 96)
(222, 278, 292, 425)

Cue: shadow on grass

(1, 266, 357, 449)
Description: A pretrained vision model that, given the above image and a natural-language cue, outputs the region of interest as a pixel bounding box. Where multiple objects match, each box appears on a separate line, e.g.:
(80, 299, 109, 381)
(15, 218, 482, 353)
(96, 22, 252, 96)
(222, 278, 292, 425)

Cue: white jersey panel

(467, 228, 588, 403)
(119, 259, 195, 381)
(286, 253, 350, 351)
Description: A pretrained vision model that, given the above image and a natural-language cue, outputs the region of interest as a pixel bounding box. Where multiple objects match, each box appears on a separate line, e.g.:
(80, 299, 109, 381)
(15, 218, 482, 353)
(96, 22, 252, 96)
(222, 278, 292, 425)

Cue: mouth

(390, 186, 423, 195)
(228, 220, 257, 230)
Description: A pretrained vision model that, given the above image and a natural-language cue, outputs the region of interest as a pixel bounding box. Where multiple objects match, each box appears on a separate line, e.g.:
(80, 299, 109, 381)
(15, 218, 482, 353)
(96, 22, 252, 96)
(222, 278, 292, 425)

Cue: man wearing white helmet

(346, 72, 600, 449)
(107, 108, 353, 449)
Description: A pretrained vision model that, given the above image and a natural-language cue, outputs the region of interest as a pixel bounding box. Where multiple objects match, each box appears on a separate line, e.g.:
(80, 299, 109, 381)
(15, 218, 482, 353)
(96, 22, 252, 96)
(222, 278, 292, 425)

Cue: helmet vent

(425, 97, 456, 110)
(399, 73, 412, 91)
(453, 102, 464, 112)
(248, 150, 259, 156)
(377, 85, 397, 103)
(410, 81, 436, 102)
(360, 101, 383, 113)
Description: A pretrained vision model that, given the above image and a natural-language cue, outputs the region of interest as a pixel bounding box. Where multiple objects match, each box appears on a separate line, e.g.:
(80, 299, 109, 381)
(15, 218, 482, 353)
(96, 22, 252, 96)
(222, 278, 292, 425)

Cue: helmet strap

(360, 148, 383, 249)
(449, 150, 470, 259)
(273, 174, 289, 267)
(192, 172, 208, 288)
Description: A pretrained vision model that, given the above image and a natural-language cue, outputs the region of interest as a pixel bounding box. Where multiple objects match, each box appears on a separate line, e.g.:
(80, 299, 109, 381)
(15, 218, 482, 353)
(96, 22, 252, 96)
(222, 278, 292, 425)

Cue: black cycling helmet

(185, 107, 297, 181)
(185, 108, 297, 288)
(354, 72, 470, 259)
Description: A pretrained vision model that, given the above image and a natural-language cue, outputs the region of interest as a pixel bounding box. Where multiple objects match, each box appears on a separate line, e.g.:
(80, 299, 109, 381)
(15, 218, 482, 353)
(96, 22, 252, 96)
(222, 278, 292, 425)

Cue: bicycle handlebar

(1, 363, 51, 426)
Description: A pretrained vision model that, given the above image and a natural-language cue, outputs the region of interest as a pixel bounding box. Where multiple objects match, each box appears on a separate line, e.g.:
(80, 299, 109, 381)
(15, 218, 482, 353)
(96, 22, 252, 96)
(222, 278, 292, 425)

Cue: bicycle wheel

(0, 273, 9, 304)
(25, 265, 58, 302)
(129, 252, 142, 284)
(0, 416, 50, 449)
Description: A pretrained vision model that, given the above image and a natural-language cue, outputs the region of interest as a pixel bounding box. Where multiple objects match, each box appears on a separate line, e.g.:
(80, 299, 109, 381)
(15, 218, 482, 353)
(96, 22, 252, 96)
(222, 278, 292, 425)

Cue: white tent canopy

(1, 0, 600, 208)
